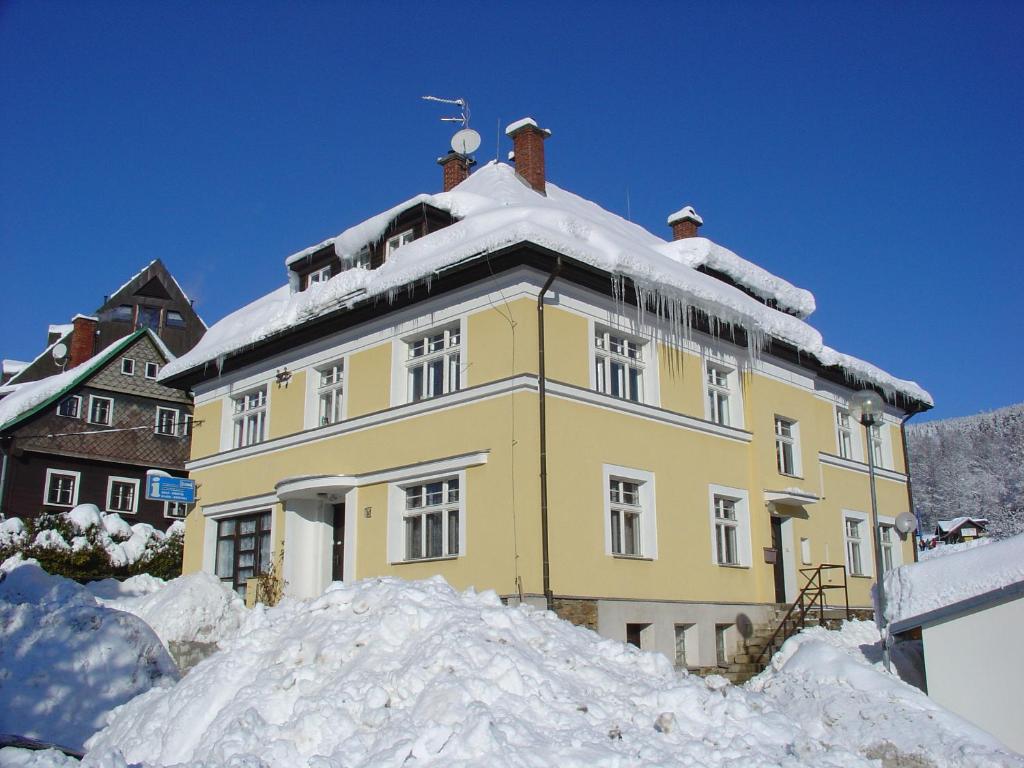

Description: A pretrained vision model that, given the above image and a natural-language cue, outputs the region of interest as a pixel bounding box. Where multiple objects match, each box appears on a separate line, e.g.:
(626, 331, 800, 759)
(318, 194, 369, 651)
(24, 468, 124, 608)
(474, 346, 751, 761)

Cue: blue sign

(146, 475, 196, 503)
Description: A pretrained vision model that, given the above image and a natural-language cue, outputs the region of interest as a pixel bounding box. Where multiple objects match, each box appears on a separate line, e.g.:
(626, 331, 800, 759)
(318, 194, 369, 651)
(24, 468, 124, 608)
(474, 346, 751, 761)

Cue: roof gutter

(538, 257, 562, 613)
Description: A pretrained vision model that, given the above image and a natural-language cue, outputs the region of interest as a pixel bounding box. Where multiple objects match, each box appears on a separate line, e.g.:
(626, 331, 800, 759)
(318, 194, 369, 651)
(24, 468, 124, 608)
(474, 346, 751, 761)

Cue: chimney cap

(667, 206, 703, 227)
(436, 150, 476, 166)
(505, 117, 552, 138)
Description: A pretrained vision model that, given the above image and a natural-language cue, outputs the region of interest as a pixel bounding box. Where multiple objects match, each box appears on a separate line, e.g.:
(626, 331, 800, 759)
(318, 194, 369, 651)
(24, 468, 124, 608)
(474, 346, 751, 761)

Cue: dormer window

(351, 246, 371, 270)
(304, 266, 332, 290)
(386, 229, 415, 257)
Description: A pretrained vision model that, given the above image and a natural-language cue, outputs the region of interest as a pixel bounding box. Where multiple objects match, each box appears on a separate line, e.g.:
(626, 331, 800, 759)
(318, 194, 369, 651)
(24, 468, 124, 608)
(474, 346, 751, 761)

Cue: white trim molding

(819, 452, 908, 484)
(708, 484, 752, 567)
(105, 475, 141, 515)
(601, 464, 658, 559)
(43, 468, 81, 507)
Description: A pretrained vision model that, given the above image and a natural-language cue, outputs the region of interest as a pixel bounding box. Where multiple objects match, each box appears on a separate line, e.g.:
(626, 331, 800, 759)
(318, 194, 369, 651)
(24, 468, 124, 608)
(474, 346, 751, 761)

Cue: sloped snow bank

(885, 533, 1024, 624)
(0, 557, 178, 752)
(748, 620, 1022, 766)
(88, 576, 880, 767)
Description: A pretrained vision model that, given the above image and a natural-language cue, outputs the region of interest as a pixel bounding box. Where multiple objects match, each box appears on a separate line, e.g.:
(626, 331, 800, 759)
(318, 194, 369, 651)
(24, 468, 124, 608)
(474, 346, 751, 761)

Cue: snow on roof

(935, 516, 988, 533)
(0, 329, 158, 431)
(162, 162, 931, 405)
(106, 259, 159, 301)
(47, 323, 74, 336)
(2, 359, 27, 375)
(667, 205, 704, 225)
(5, 327, 75, 386)
(885, 533, 1024, 626)
(505, 116, 551, 136)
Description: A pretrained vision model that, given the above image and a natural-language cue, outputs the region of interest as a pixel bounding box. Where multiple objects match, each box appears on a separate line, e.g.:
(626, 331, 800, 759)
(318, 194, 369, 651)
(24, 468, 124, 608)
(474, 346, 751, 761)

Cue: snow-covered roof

(47, 323, 74, 337)
(5, 326, 75, 386)
(885, 533, 1024, 626)
(667, 205, 703, 226)
(2, 359, 27, 376)
(0, 329, 169, 432)
(935, 516, 988, 533)
(162, 162, 931, 405)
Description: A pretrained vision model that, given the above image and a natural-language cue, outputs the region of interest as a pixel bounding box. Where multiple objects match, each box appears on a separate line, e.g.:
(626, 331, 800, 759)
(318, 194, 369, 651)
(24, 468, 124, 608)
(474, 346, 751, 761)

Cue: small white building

(887, 535, 1024, 754)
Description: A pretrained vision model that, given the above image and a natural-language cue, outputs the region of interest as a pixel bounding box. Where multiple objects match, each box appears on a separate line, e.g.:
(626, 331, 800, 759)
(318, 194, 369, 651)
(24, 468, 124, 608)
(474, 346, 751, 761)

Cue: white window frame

(145, 362, 160, 380)
(121, 358, 135, 376)
(56, 395, 82, 419)
(232, 386, 268, 448)
(842, 510, 873, 578)
(703, 358, 744, 428)
(835, 406, 854, 459)
(774, 415, 802, 477)
(708, 485, 751, 567)
(878, 514, 902, 573)
(315, 360, 345, 427)
(304, 265, 332, 289)
(868, 422, 892, 469)
(164, 501, 192, 520)
(106, 476, 140, 515)
(154, 406, 180, 436)
(602, 464, 657, 559)
(44, 468, 80, 507)
(385, 228, 415, 257)
(87, 395, 114, 426)
(593, 325, 646, 404)
(403, 323, 462, 403)
(673, 623, 697, 669)
(349, 246, 371, 270)
(387, 471, 466, 563)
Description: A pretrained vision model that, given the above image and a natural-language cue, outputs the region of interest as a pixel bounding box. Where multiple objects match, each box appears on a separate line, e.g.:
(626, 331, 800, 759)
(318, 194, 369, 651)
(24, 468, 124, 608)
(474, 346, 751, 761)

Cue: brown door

(771, 517, 787, 603)
(331, 503, 345, 582)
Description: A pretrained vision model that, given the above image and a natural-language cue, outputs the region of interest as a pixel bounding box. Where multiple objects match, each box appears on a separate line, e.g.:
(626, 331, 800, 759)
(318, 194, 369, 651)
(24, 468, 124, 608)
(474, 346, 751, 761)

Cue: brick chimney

(437, 151, 476, 192)
(667, 206, 704, 240)
(505, 117, 551, 194)
(68, 314, 98, 369)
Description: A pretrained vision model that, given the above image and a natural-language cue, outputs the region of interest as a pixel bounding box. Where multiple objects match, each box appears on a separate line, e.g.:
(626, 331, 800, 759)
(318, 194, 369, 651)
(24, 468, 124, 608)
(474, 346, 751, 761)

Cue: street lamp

(850, 388, 892, 672)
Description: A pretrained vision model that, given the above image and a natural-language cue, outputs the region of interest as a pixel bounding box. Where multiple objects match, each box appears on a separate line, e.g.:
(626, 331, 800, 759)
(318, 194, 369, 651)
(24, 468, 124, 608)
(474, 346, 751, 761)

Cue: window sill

(777, 472, 804, 480)
(87, 421, 112, 427)
(106, 509, 137, 515)
(715, 563, 750, 570)
(391, 555, 459, 566)
(849, 573, 872, 579)
(611, 554, 653, 561)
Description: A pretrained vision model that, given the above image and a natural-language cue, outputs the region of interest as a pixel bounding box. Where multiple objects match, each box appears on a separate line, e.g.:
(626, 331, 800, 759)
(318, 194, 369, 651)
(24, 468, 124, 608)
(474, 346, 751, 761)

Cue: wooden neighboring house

(0, 329, 193, 530)
(934, 516, 988, 544)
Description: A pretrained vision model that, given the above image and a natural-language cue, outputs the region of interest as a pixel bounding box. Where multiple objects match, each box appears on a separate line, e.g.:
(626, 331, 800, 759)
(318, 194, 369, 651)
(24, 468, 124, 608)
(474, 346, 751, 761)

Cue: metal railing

(755, 563, 851, 666)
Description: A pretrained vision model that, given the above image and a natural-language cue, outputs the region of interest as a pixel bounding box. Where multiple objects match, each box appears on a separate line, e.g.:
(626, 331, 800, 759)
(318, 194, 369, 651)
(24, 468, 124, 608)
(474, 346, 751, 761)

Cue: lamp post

(850, 388, 891, 673)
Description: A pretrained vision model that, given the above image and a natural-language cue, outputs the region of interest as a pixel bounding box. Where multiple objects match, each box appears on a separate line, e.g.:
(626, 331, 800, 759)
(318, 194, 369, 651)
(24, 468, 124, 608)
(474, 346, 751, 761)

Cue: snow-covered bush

(0, 504, 183, 583)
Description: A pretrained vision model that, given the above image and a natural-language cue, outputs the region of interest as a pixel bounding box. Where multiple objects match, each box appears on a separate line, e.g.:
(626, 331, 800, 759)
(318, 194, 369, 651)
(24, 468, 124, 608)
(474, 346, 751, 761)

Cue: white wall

(922, 595, 1024, 753)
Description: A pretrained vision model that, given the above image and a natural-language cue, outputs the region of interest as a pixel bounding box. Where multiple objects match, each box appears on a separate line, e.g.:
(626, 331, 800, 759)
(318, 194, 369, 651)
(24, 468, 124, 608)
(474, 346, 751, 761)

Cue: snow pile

(919, 536, 993, 561)
(885, 533, 1024, 624)
(160, 162, 930, 405)
(0, 557, 178, 752)
(86, 571, 246, 650)
(749, 620, 1021, 765)
(0, 516, 28, 548)
(89, 575, 882, 767)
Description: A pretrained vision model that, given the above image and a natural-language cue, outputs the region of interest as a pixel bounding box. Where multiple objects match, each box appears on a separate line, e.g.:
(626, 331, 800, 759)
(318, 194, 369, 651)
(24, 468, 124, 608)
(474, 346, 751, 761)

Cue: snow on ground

(885, 533, 1024, 624)
(85, 571, 246, 650)
(749, 620, 1021, 765)
(918, 536, 993, 561)
(0, 557, 178, 752)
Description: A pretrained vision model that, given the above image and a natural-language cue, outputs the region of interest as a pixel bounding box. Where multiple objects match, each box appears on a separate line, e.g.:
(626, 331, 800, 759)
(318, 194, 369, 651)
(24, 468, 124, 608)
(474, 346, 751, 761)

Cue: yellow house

(161, 118, 931, 670)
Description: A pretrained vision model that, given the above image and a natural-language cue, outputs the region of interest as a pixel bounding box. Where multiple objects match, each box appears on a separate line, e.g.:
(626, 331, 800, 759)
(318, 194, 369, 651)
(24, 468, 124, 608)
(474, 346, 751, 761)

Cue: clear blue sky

(2, 1, 1021, 421)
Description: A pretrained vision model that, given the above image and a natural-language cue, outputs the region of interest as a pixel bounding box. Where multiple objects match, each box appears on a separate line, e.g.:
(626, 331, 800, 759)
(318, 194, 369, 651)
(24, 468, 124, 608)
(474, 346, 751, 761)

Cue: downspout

(900, 409, 922, 562)
(538, 257, 562, 613)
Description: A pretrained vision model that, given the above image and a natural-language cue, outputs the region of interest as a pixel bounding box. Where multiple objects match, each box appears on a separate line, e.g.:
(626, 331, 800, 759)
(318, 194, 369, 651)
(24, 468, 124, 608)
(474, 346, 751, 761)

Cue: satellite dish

(895, 512, 918, 534)
(52, 342, 68, 362)
(451, 128, 481, 155)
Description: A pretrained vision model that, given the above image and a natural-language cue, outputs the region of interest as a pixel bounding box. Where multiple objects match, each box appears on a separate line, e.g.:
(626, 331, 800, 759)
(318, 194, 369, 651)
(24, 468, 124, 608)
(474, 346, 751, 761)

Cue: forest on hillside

(907, 403, 1024, 538)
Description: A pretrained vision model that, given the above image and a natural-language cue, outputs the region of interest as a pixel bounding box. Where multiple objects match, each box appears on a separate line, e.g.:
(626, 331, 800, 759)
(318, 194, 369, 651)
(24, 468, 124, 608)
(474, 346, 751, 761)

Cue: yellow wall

(190, 399, 222, 460)
(347, 344, 391, 417)
(268, 370, 306, 439)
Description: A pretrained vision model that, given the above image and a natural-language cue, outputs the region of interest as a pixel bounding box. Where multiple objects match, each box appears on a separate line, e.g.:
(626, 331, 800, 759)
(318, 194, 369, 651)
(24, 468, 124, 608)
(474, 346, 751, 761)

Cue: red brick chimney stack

(505, 118, 551, 194)
(437, 151, 476, 192)
(667, 206, 704, 240)
(68, 314, 98, 369)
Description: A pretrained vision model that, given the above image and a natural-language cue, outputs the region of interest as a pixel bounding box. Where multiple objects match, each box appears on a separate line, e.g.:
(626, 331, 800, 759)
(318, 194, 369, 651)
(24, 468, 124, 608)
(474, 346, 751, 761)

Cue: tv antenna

(422, 95, 481, 155)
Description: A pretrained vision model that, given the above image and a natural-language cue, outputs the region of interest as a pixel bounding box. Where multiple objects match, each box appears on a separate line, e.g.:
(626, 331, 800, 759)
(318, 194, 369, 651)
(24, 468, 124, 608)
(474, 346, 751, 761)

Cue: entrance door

(770, 517, 787, 603)
(331, 503, 346, 582)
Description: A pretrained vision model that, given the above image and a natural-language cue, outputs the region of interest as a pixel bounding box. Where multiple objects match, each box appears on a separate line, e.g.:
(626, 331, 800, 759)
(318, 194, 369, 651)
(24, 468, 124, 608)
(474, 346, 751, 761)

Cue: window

(121, 358, 136, 376)
(868, 424, 885, 467)
(106, 477, 140, 514)
(88, 395, 113, 426)
(232, 387, 267, 448)
(406, 325, 461, 402)
(215, 511, 272, 598)
(800, 537, 812, 565)
(137, 305, 161, 330)
(385, 229, 415, 257)
(44, 469, 80, 507)
(56, 395, 81, 419)
(844, 514, 868, 576)
(674, 624, 696, 668)
(111, 304, 133, 322)
(879, 524, 895, 573)
(774, 416, 799, 476)
(594, 327, 644, 402)
(145, 362, 160, 379)
(316, 361, 344, 426)
(609, 478, 643, 556)
(165, 310, 186, 328)
(164, 501, 191, 519)
(713, 496, 740, 565)
(715, 624, 733, 666)
(402, 478, 460, 560)
(706, 361, 733, 425)
(625, 622, 652, 649)
(304, 266, 332, 289)
(708, 485, 750, 567)
(350, 246, 371, 270)
(836, 407, 853, 459)
(155, 406, 180, 436)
